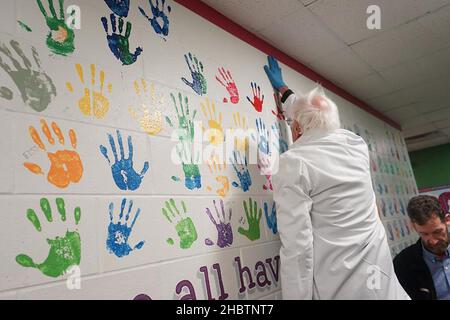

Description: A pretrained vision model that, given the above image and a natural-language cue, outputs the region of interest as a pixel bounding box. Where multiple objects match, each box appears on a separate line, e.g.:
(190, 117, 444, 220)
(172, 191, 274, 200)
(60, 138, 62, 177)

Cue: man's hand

(263, 56, 287, 91)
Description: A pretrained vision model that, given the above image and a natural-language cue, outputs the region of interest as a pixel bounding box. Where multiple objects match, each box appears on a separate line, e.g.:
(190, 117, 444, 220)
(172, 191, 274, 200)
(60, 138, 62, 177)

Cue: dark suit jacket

(393, 239, 437, 300)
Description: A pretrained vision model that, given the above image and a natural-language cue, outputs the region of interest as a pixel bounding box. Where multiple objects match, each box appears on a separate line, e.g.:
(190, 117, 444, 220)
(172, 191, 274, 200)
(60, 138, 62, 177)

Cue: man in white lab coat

(264, 56, 410, 300)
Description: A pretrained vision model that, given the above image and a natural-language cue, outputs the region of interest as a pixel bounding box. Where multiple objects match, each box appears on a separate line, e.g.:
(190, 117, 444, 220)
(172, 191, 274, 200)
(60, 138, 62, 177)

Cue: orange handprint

(23, 119, 83, 188)
(206, 154, 229, 198)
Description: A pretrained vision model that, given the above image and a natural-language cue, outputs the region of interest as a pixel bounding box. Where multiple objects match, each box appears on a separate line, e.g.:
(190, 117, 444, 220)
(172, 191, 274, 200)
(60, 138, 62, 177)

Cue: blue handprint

(252, 118, 270, 155)
(101, 14, 143, 65)
(104, 0, 130, 17)
(99, 130, 149, 191)
(264, 202, 277, 235)
(106, 198, 145, 257)
(271, 122, 289, 154)
(139, 0, 172, 39)
(181, 52, 207, 96)
(376, 183, 383, 195)
(230, 150, 252, 192)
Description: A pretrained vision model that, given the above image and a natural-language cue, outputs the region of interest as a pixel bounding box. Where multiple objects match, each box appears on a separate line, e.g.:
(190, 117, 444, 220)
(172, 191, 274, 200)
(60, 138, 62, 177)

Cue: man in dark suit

(394, 195, 450, 300)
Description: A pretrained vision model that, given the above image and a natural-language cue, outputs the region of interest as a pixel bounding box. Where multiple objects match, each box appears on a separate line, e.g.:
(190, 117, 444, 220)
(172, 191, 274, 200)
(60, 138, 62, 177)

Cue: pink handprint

(215, 67, 239, 104)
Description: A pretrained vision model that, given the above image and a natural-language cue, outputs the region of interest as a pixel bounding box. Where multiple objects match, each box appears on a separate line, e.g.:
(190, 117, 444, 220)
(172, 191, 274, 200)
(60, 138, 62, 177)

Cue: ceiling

(201, 0, 450, 151)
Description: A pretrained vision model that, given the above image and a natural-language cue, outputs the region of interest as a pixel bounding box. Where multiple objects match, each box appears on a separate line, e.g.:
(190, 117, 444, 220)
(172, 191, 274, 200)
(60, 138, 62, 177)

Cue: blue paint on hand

(106, 198, 145, 258)
(101, 14, 143, 65)
(139, 0, 171, 39)
(100, 130, 149, 191)
(104, 0, 130, 17)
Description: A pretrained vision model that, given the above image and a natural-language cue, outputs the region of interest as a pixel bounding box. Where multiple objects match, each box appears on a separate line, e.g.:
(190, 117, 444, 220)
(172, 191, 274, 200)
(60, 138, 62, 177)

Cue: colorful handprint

(230, 150, 252, 192)
(24, 119, 83, 188)
(0, 40, 56, 112)
(239, 198, 262, 241)
(139, 0, 172, 40)
(206, 154, 229, 198)
(66, 63, 112, 119)
(104, 0, 130, 17)
(99, 130, 149, 191)
(37, 0, 75, 55)
(201, 98, 223, 146)
(16, 198, 81, 278)
(264, 202, 277, 235)
(246, 82, 264, 112)
(166, 92, 201, 190)
(128, 78, 163, 135)
(181, 52, 207, 96)
(106, 198, 145, 257)
(206, 199, 233, 248)
(231, 112, 249, 153)
(162, 199, 198, 249)
(101, 14, 143, 65)
(215, 67, 239, 104)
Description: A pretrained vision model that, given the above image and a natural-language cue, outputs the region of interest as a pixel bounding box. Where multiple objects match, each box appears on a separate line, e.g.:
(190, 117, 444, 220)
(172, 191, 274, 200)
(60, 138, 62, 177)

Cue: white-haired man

(264, 56, 410, 300)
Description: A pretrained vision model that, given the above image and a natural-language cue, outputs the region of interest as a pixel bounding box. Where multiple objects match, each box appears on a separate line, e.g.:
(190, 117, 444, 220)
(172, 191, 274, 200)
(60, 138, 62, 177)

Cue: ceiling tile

(401, 115, 434, 129)
(433, 119, 450, 129)
(201, 0, 305, 33)
(407, 136, 450, 151)
(341, 73, 394, 100)
(307, 46, 373, 86)
(384, 104, 420, 122)
(308, 0, 450, 45)
(366, 90, 417, 112)
(402, 123, 438, 138)
(442, 127, 450, 136)
(257, 5, 346, 65)
(351, 20, 449, 71)
(418, 4, 450, 45)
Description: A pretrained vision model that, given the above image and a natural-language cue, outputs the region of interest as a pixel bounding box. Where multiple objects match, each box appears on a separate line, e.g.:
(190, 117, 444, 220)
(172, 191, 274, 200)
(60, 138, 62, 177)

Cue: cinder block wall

(0, 0, 417, 299)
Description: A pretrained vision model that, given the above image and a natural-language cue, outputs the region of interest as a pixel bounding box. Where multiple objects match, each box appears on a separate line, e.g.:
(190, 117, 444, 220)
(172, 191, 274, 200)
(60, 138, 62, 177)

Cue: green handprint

(166, 92, 197, 142)
(238, 198, 262, 241)
(162, 199, 198, 249)
(37, 0, 75, 56)
(15, 198, 81, 278)
(166, 92, 202, 190)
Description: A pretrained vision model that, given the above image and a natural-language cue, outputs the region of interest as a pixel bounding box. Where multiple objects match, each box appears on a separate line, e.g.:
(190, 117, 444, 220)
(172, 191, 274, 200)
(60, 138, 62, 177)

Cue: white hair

(292, 85, 341, 132)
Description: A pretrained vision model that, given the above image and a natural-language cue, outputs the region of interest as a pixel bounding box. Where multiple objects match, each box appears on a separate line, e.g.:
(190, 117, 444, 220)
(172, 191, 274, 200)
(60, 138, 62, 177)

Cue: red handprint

(271, 92, 285, 120)
(215, 67, 239, 104)
(246, 82, 264, 112)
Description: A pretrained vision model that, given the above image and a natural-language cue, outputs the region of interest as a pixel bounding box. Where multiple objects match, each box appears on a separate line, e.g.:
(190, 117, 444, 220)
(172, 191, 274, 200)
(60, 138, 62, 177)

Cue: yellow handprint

(128, 78, 163, 136)
(231, 112, 249, 153)
(66, 64, 112, 119)
(206, 154, 229, 198)
(201, 98, 223, 146)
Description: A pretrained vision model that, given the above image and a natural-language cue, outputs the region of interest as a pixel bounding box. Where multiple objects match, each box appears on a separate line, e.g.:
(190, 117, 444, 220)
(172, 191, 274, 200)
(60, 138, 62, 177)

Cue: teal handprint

(15, 198, 81, 278)
(162, 199, 198, 249)
(238, 198, 262, 241)
(37, 0, 75, 56)
(165, 92, 201, 190)
(181, 52, 207, 96)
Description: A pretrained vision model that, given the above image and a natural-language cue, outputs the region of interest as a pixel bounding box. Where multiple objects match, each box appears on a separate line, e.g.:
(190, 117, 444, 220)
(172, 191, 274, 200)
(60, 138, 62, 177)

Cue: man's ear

(445, 214, 450, 226)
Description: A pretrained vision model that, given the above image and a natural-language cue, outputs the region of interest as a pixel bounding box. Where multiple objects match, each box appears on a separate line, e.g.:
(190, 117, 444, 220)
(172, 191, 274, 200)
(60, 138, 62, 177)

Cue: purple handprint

(205, 199, 233, 248)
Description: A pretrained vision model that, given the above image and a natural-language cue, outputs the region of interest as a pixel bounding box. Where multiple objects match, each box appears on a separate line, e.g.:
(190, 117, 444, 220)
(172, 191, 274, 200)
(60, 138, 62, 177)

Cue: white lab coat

(272, 94, 410, 300)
